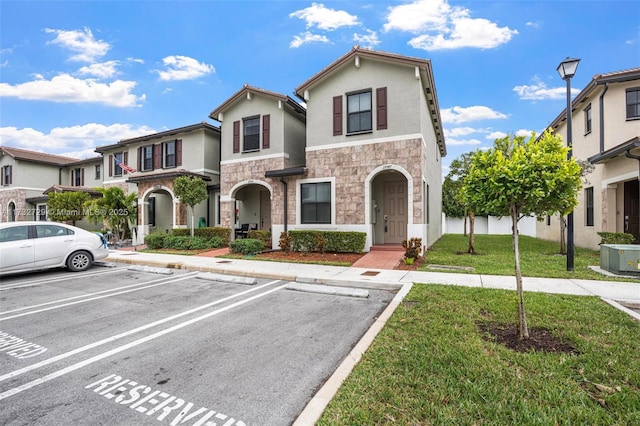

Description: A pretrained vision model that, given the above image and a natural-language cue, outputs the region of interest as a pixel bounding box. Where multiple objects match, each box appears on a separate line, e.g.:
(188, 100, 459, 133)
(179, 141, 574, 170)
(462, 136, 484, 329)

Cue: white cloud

(526, 21, 542, 29)
(289, 3, 358, 31)
(78, 60, 120, 78)
(290, 32, 330, 48)
(441, 106, 508, 124)
(353, 29, 380, 48)
(156, 56, 215, 81)
(384, 0, 517, 50)
(513, 78, 580, 100)
(128, 57, 144, 64)
(0, 123, 157, 158)
(515, 129, 536, 138)
(0, 73, 145, 107)
(45, 27, 110, 62)
(487, 131, 507, 140)
(445, 138, 482, 146)
(444, 126, 479, 137)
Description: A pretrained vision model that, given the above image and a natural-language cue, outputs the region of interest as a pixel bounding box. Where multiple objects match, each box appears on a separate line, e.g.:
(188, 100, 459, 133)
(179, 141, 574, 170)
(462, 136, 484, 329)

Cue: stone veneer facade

(1, 188, 28, 222)
(305, 138, 425, 225)
(135, 178, 187, 227)
(220, 156, 291, 228)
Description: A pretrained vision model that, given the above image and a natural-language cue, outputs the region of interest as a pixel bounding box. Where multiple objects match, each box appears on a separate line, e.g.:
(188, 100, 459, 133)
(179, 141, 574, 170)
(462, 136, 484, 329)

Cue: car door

(0, 225, 35, 273)
(34, 224, 76, 268)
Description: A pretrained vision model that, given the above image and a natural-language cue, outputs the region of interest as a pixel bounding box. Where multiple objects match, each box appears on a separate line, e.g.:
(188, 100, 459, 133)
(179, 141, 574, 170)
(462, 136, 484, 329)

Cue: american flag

(118, 161, 137, 174)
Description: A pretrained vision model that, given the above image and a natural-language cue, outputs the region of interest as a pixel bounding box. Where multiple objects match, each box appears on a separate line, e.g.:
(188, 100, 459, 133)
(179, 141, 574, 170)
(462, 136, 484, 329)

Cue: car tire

(66, 251, 93, 272)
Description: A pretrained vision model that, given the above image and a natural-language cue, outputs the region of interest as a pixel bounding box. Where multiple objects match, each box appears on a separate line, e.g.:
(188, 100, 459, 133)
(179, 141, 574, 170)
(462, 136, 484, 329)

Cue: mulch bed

(254, 251, 364, 264)
(478, 321, 579, 354)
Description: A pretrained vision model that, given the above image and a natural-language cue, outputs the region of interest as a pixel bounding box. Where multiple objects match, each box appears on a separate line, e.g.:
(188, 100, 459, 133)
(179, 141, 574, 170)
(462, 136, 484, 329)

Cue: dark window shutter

(233, 121, 240, 153)
(123, 152, 129, 175)
(154, 144, 162, 169)
(176, 139, 182, 166)
(262, 115, 270, 149)
(81, 168, 84, 186)
(138, 147, 142, 171)
(71, 170, 74, 186)
(333, 96, 343, 136)
(109, 155, 113, 177)
(1, 168, 3, 185)
(376, 87, 387, 130)
(8, 166, 11, 185)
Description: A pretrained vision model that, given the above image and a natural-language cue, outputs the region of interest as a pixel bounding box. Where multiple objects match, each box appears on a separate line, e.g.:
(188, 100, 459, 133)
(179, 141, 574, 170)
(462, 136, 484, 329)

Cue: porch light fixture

(557, 56, 580, 271)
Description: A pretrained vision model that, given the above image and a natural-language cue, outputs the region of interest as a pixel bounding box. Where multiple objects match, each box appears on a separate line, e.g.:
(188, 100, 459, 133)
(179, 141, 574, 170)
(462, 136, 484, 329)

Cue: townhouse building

(94, 123, 221, 239)
(0, 146, 102, 223)
(2, 47, 446, 251)
(537, 68, 640, 249)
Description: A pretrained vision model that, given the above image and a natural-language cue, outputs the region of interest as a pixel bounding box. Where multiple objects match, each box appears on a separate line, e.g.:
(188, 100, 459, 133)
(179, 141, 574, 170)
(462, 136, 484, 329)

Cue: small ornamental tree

(463, 130, 582, 340)
(46, 191, 90, 225)
(173, 175, 208, 237)
(85, 187, 137, 242)
(444, 152, 482, 253)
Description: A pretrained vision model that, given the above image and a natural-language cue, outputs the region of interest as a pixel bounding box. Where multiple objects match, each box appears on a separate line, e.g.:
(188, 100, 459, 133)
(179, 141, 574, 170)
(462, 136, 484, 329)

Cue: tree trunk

(559, 216, 567, 255)
(511, 204, 529, 340)
(467, 211, 475, 254)
(463, 214, 468, 237)
(189, 206, 195, 237)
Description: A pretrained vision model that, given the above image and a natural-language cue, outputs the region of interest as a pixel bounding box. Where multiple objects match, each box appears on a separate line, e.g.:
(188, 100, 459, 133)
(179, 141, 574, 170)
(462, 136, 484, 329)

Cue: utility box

(600, 244, 640, 274)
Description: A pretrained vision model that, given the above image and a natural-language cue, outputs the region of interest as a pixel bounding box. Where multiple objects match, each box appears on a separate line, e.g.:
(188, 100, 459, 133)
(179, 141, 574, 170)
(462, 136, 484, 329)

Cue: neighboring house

(294, 47, 446, 249)
(209, 84, 307, 240)
(95, 123, 221, 240)
(537, 68, 640, 249)
(0, 146, 99, 223)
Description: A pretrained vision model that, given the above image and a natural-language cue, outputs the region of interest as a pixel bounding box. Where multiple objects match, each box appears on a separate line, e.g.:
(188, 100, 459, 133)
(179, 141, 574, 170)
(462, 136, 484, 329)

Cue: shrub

(230, 238, 265, 255)
(279, 232, 292, 253)
(248, 229, 271, 248)
(145, 232, 167, 250)
(287, 230, 366, 253)
(210, 236, 224, 248)
(597, 232, 635, 245)
(402, 237, 423, 260)
(172, 227, 231, 246)
(163, 235, 212, 250)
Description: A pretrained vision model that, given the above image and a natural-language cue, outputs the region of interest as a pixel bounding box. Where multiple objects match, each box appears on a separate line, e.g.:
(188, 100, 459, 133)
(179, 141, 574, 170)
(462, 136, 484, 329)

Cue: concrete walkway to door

(351, 244, 405, 269)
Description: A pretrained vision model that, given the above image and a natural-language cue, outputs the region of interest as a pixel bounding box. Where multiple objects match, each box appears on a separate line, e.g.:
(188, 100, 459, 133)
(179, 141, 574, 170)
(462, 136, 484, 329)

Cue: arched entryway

(230, 181, 272, 234)
(7, 201, 16, 222)
(140, 187, 176, 237)
(367, 167, 410, 245)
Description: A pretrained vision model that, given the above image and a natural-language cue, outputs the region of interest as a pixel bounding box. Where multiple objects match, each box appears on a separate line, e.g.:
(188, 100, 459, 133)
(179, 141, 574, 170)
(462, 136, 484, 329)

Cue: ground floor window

(301, 182, 331, 224)
(585, 187, 594, 226)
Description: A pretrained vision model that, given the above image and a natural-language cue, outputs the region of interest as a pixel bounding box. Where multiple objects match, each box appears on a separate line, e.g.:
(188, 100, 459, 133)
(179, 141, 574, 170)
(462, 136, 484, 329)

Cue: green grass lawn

(423, 234, 640, 281)
(318, 285, 640, 425)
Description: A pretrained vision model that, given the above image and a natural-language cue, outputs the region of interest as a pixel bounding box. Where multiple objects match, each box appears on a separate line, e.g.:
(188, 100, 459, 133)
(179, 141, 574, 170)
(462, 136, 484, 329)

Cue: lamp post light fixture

(557, 57, 580, 271)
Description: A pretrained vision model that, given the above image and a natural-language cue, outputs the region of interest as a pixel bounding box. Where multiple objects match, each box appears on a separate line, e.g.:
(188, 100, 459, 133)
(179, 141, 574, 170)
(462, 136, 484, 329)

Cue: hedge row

(248, 229, 272, 248)
(171, 227, 231, 246)
(597, 232, 635, 245)
(286, 230, 365, 253)
(230, 238, 265, 255)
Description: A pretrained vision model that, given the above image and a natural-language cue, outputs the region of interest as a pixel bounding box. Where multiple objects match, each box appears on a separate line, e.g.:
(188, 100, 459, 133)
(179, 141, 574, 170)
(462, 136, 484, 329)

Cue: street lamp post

(557, 57, 580, 272)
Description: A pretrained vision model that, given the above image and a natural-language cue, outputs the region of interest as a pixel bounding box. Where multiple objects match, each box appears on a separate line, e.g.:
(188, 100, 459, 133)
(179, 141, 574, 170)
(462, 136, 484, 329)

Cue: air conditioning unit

(600, 244, 640, 274)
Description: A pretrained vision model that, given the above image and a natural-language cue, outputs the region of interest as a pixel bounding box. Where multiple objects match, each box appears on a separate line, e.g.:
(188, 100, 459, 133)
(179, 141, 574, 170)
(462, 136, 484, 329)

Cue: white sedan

(0, 221, 109, 275)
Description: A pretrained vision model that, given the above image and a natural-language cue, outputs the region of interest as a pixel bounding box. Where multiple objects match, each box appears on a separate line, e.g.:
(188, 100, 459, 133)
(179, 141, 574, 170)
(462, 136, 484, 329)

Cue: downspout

(280, 176, 288, 232)
(598, 82, 609, 153)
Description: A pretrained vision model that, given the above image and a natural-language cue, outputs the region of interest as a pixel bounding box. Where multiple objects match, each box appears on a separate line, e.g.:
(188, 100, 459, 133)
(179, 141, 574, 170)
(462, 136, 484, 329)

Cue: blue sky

(1, 0, 638, 176)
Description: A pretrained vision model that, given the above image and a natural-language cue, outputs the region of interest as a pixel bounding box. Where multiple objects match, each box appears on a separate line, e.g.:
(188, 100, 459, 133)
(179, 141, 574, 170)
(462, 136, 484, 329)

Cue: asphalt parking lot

(0, 265, 395, 425)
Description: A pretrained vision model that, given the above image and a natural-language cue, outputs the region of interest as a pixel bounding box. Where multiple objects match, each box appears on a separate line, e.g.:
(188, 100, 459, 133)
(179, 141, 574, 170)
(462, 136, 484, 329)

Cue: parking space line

(0, 280, 283, 383)
(0, 272, 200, 320)
(0, 268, 124, 291)
(0, 282, 287, 401)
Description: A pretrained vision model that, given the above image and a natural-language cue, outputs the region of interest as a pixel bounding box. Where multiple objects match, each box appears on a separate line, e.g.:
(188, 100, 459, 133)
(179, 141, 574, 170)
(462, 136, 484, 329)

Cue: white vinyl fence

(442, 214, 537, 237)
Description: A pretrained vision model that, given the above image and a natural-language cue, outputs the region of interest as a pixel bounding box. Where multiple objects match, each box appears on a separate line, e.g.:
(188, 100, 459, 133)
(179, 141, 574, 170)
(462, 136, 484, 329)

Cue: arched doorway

(231, 182, 272, 233)
(7, 201, 16, 222)
(142, 188, 175, 236)
(369, 169, 409, 245)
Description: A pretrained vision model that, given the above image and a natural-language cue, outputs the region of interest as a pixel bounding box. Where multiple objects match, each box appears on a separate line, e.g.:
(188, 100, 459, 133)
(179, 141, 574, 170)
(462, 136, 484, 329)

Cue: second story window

(95, 164, 101, 180)
(113, 152, 123, 176)
(347, 90, 372, 134)
(584, 104, 592, 134)
(1, 165, 12, 186)
(627, 88, 640, 119)
(243, 117, 260, 151)
(164, 141, 176, 168)
(142, 145, 154, 171)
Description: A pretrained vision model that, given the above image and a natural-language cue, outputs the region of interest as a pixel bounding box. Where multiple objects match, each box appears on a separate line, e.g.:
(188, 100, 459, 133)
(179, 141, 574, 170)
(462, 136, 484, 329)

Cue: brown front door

(624, 180, 640, 243)
(383, 181, 407, 244)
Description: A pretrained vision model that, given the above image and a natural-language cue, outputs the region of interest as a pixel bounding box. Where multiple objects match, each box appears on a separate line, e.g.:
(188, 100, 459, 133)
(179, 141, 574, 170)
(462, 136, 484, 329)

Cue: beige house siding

(537, 69, 640, 249)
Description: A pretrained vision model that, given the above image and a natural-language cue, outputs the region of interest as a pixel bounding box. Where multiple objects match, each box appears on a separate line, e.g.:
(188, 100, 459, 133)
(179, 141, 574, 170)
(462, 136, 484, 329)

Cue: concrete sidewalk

(104, 249, 640, 305)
